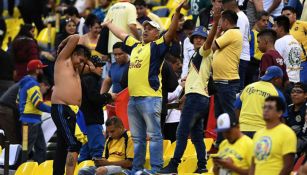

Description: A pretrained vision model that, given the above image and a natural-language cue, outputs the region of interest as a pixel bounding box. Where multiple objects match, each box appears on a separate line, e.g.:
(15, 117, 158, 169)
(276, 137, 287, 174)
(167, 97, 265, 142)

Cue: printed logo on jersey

(255, 136, 272, 161)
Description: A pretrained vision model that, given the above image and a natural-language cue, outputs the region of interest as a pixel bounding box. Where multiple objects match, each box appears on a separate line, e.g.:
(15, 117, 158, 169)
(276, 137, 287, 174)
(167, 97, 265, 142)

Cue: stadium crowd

(1, 0, 307, 174)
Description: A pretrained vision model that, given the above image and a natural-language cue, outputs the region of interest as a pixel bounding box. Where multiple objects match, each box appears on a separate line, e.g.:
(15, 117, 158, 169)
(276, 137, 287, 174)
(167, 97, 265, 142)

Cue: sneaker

(122, 169, 132, 175)
(141, 169, 157, 175)
(158, 161, 178, 174)
(193, 168, 208, 174)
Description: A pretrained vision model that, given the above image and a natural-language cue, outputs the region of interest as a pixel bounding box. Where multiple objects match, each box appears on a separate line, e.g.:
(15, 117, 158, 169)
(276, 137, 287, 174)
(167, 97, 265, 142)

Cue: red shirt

(260, 50, 289, 81)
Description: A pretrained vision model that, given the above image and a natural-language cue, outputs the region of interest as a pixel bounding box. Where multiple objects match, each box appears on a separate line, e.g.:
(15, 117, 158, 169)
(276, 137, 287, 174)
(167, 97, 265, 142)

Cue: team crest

(295, 26, 298, 31)
(296, 115, 302, 122)
(254, 136, 272, 161)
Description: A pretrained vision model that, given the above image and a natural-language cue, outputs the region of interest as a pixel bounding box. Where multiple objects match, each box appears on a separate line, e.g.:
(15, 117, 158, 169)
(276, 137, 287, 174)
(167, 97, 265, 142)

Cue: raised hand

(175, 0, 187, 13)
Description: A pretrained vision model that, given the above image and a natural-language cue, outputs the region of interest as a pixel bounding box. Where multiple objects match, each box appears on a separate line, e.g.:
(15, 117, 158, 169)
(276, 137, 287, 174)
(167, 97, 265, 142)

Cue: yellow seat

(204, 138, 214, 152)
(144, 140, 172, 169)
(34, 160, 53, 175)
(36, 27, 57, 49)
(74, 160, 94, 175)
(152, 5, 169, 11)
(166, 0, 181, 10)
(178, 157, 214, 175)
(15, 162, 38, 175)
(160, 17, 171, 29)
(164, 139, 196, 161)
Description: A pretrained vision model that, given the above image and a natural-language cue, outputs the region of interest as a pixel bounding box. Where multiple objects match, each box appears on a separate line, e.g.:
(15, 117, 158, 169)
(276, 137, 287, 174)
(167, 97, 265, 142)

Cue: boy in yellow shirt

(250, 96, 297, 175)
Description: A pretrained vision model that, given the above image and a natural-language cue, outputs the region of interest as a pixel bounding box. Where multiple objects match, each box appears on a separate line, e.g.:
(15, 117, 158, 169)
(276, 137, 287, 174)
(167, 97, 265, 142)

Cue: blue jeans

(214, 81, 240, 144)
(172, 93, 209, 169)
(301, 61, 307, 84)
(128, 97, 163, 173)
(239, 60, 249, 91)
(78, 124, 105, 162)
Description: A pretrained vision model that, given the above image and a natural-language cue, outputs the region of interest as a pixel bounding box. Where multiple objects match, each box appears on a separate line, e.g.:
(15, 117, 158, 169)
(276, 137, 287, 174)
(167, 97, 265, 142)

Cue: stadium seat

(204, 138, 214, 152)
(178, 157, 214, 174)
(37, 27, 57, 49)
(74, 160, 94, 175)
(144, 140, 172, 169)
(34, 160, 53, 175)
(164, 139, 196, 160)
(166, 0, 181, 10)
(160, 17, 171, 29)
(152, 8, 170, 17)
(15, 162, 38, 175)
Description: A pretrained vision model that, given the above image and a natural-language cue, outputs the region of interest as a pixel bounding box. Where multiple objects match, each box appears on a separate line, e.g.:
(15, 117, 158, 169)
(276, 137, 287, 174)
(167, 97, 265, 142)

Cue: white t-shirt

(166, 85, 183, 123)
(182, 37, 195, 79)
(77, 17, 85, 35)
(275, 35, 302, 82)
(237, 11, 250, 61)
(263, 0, 284, 16)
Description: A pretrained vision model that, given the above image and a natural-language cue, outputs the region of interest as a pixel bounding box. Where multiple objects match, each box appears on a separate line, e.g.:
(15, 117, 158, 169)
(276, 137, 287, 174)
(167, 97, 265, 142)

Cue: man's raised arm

(102, 20, 129, 41)
(164, 0, 186, 45)
(57, 34, 80, 60)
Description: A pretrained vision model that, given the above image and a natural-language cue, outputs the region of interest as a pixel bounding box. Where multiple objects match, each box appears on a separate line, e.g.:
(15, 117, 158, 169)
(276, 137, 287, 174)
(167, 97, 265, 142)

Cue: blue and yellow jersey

(17, 75, 51, 124)
(123, 36, 169, 97)
(235, 81, 287, 132)
(290, 20, 307, 62)
(250, 29, 263, 61)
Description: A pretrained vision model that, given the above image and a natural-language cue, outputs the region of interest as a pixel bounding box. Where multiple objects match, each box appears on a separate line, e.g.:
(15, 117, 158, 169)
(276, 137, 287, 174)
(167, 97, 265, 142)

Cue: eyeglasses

(263, 105, 275, 110)
(291, 89, 304, 94)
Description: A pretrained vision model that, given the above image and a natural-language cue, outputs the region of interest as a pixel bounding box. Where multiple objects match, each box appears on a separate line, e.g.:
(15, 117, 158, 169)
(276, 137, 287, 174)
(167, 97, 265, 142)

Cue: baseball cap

(260, 66, 283, 81)
(216, 113, 238, 132)
(27, 60, 48, 72)
(190, 26, 208, 44)
(142, 20, 161, 31)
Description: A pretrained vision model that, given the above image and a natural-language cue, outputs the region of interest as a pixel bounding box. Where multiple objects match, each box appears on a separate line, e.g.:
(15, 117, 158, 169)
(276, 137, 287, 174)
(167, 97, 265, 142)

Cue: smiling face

(65, 21, 77, 35)
(142, 24, 159, 43)
(89, 23, 102, 37)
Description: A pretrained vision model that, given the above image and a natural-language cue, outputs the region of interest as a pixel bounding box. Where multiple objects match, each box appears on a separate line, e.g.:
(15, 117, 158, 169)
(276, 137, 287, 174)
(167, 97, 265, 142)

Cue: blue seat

(152, 8, 170, 17)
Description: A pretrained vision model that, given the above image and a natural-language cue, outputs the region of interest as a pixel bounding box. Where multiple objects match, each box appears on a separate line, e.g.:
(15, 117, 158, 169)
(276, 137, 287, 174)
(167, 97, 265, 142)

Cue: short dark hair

(265, 96, 286, 113)
(165, 53, 181, 64)
(257, 29, 278, 43)
(64, 6, 80, 18)
(256, 11, 270, 21)
(73, 45, 91, 59)
(282, 6, 297, 14)
(221, 10, 238, 25)
(274, 15, 290, 33)
(113, 42, 123, 50)
(293, 82, 307, 93)
(85, 14, 100, 27)
(134, 0, 147, 7)
(106, 116, 124, 128)
(182, 19, 195, 31)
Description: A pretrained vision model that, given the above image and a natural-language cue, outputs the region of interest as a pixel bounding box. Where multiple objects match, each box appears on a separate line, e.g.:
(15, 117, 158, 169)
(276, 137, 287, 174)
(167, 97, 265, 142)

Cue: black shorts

(51, 104, 82, 152)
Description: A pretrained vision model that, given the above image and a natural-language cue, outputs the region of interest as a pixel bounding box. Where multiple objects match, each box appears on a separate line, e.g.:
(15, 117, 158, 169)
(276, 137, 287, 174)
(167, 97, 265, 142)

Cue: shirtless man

(51, 34, 91, 175)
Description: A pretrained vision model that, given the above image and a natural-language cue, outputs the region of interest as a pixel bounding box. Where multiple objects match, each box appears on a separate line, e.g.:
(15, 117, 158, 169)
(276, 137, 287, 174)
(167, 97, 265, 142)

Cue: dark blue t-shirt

(109, 62, 129, 93)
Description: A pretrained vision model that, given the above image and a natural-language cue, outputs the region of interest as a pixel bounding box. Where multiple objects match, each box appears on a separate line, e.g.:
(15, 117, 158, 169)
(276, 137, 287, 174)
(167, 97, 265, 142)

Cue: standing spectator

(0, 28, 14, 96)
(245, 11, 269, 85)
(11, 24, 40, 82)
(212, 10, 242, 140)
(245, 0, 263, 27)
(160, 7, 221, 173)
(222, 0, 250, 91)
(101, 42, 129, 94)
(181, 20, 196, 79)
(0, 82, 21, 145)
(285, 83, 307, 157)
(78, 56, 114, 162)
(17, 60, 51, 163)
(273, 15, 302, 83)
(282, 6, 307, 84)
(213, 113, 253, 175)
(104, 0, 139, 55)
(235, 66, 287, 138)
(250, 96, 296, 175)
(258, 29, 289, 83)
(263, 0, 284, 17)
(134, 0, 164, 30)
(64, 6, 86, 35)
(18, 0, 47, 32)
(101, 2, 184, 173)
(78, 117, 134, 175)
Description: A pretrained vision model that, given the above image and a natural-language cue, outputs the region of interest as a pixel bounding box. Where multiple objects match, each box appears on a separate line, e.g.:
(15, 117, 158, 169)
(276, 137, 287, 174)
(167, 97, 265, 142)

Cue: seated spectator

(285, 83, 307, 156)
(258, 29, 289, 84)
(101, 42, 129, 94)
(213, 113, 253, 175)
(64, 6, 86, 35)
(78, 117, 134, 175)
(235, 66, 287, 138)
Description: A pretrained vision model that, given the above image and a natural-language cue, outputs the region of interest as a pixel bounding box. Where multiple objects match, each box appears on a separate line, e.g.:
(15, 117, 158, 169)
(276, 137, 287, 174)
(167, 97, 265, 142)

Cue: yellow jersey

(102, 132, 134, 162)
(217, 135, 253, 175)
(123, 36, 169, 97)
(253, 124, 297, 175)
(185, 48, 212, 97)
(212, 28, 242, 80)
(104, 2, 138, 53)
(249, 29, 263, 61)
(290, 20, 307, 62)
(237, 81, 286, 132)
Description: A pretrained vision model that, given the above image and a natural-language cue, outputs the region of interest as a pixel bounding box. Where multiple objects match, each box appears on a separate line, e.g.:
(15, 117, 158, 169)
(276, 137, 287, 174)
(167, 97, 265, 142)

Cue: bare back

(51, 57, 82, 106)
